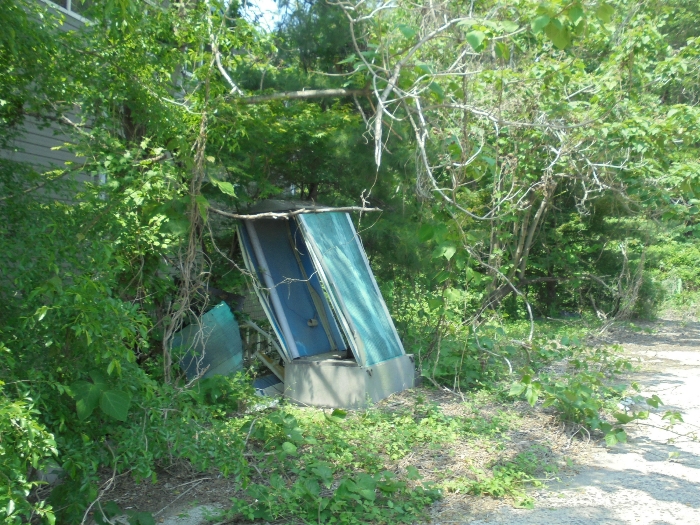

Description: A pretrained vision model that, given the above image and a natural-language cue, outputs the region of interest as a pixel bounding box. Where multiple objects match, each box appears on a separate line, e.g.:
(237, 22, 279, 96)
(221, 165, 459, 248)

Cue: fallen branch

(209, 206, 382, 220)
(237, 88, 369, 104)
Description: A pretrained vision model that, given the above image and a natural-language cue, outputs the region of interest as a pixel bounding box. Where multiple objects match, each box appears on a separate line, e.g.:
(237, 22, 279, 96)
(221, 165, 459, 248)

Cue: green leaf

(646, 395, 663, 408)
(337, 53, 357, 65)
(465, 30, 486, 51)
(89, 370, 108, 388)
(35, 305, 49, 322)
(599, 422, 613, 434)
(542, 396, 556, 408)
(433, 270, 450, 283)
(434, 243, 457, 260)
(359, 488, 376, 501)
(397, 24, 416, 39)
(331, 409, 347, 419)
(406, 465, 421, 480)
(419, 223, 435, 242)
(568, 4, 584, 24)
(429, 82, 445, 101)
(100, 390, 131, 421)
(613, 412, 635, 424)
(495, 42, 510, 60)
(106, 359, 119, 376)
(500, 20, 519, 32)
(525, 383, 541, 406)
(595, 3, 614, 23)
(662, 410, 684, 425)
(282, 441, 297, 454)
(304, 477, 321, 496)
(72, 379, 105, 421)
(312, 464, 334, 487)
(509, 382, 526, 396)
(531, 15, 550, 33)
(427, 298, 444, 311)
(545, 21, 571, 49)
(415, 62, 434, 75)
(604, 432, 618, 446)
(209, 176, 236, 196)
(444, 287, 461, 302)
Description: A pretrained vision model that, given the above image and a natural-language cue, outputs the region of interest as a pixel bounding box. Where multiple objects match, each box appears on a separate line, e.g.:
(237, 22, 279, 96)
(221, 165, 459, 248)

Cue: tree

(326, 0, 700, 321)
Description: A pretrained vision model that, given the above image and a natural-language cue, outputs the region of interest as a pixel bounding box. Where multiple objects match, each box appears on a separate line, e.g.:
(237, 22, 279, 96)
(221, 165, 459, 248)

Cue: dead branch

(238, 88, 370, 104)
(209, 206, 382, 220)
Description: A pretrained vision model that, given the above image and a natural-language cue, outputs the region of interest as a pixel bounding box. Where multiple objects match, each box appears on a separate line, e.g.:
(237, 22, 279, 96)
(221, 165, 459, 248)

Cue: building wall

(0, 1, 87, 177)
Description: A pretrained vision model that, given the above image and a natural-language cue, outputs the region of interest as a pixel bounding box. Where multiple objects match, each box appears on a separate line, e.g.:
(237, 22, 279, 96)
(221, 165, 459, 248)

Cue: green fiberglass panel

(298, 213, 404, 366)
(175, 302, 243, 380)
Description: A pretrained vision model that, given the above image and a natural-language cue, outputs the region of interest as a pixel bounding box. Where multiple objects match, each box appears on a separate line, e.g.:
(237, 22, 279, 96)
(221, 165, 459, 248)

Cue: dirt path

(463, 318, 700, 525)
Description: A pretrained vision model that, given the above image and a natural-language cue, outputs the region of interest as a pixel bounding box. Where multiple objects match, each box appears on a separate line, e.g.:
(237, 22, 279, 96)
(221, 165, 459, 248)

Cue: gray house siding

(0, 1, 91, 189)
(2, 117, 80, 168)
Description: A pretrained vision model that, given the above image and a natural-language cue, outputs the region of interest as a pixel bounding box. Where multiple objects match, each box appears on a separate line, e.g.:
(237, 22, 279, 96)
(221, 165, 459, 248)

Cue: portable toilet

(236, 200, 415, 408)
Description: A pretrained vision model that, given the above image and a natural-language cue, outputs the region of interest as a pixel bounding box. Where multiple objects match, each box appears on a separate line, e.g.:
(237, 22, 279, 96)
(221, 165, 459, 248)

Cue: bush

(0, 383, 58, 524)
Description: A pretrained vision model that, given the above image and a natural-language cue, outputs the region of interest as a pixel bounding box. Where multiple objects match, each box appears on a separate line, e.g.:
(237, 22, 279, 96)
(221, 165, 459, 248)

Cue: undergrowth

(509, 337, 682, 446)
(221, 389, 557, 523)
(5, 310, 682, 524)
(443, 444, 558, 509)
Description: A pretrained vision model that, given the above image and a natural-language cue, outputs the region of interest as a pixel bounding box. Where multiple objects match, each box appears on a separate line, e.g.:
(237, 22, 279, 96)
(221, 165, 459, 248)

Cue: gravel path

(465, 318, 700, 525)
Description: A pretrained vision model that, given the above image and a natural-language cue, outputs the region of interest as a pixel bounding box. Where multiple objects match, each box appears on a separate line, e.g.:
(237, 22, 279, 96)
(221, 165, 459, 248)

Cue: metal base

(284, 354, 415, 409)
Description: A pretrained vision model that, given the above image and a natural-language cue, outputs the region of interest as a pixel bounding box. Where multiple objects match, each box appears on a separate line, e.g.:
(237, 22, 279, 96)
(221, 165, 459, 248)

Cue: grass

(221, 314, 640, 524)
(223, 384, 574, 524)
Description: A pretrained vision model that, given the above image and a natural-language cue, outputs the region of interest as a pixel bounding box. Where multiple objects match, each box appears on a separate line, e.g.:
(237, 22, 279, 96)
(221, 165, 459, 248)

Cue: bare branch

(209, 206, 382, 220)
(238, 88, 370, 104)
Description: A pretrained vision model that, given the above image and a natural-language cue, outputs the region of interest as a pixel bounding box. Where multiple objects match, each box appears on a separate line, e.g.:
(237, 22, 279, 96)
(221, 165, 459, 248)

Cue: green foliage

(72, 370, 131, 422)
(508, 340, 682, 446)
(0, 383, 58, 525)
(226, 404, 456, 523)
(510, 343, 633, 433)
(444, 445, 557, 508)
(642, 226, 700, 313)
(227, 395, 543, 522)
(228, 469, 440, 524)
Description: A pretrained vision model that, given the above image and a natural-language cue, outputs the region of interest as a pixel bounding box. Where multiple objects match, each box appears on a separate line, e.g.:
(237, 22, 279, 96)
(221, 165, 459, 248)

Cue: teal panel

(175, 302, 244, 380)
(298, 213, 404, 366)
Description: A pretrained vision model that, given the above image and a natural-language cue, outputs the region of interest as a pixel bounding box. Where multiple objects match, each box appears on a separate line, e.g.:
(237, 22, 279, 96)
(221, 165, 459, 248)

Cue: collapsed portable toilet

(237, 200, 415, 408)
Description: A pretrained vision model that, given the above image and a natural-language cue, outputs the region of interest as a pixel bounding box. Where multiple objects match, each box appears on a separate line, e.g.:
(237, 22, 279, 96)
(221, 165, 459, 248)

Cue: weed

(442, 445, 557, 508)
(509, 340, 682, 446)
(227, 469, 440, 524)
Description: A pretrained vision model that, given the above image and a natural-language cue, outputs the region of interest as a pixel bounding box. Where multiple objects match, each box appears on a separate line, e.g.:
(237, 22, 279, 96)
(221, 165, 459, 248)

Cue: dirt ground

(100, 316, 700, 525)
(443, 317, 700, 525)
